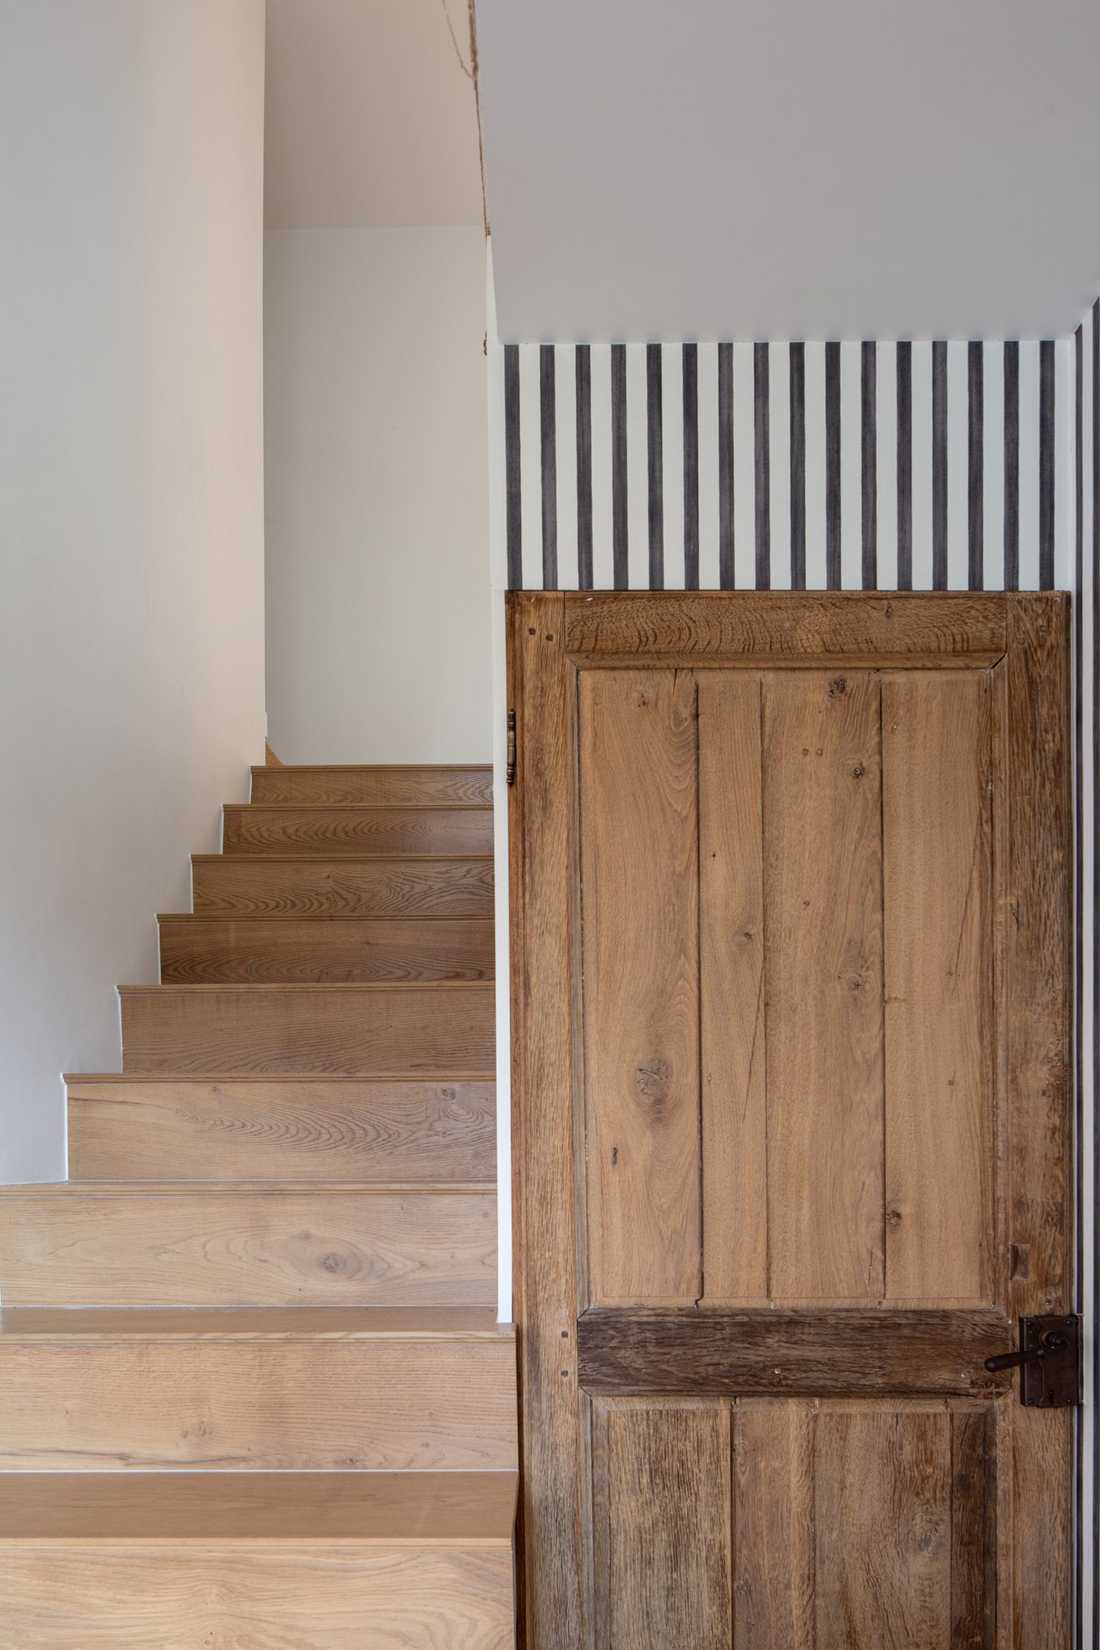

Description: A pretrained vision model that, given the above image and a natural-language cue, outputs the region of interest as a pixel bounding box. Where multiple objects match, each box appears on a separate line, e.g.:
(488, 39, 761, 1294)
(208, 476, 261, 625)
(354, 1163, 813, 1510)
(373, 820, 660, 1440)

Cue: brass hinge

(506, 709, 517, 786)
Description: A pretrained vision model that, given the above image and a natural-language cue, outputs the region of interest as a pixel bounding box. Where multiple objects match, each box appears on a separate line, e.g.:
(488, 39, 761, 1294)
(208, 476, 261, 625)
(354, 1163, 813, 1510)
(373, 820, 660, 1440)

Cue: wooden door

(507, 592, 1072, 1650)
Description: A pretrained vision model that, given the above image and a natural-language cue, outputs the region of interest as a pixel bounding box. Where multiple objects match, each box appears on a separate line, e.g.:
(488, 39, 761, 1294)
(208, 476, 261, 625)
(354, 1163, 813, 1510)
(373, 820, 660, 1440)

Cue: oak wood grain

(698, 673, 768, 1300)
(596, 1400, 731, 1650)
(119, 982, 494, 1074)
(563, 591, 1008, 658)
(579, 669, 701, 1305)
(67, 1077, 496, 1183)
(577, 1307, 1010, 1396)
(158, 915, 494, 984)
(0, 1547, 515, 1649)
(223, 805, 493, 857)
(192, 854, 495, 917)
(0, 1184, 496, 1306)
(0, 1324, 517, 1470)
(732, 1400, 816, 1647)
(250, 765, 493, 805)
(763, 671, 885, 1300)
(883, 672, 994, 1303)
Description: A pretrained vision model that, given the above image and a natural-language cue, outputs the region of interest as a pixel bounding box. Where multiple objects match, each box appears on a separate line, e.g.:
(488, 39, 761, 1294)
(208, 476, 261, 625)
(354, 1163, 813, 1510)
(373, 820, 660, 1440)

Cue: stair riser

(67, 1080, 496, 1183)
(120, 985, 495, 1074)
(0, 1548, 515, 1649)
(192, 856, 495, 918)
(224, 807, 493, 857)
(0, 1339, 517, 1470)
(0, 1190, 496, 1307)
(251, 766, 494, 805)
(158, 917, 494, 984)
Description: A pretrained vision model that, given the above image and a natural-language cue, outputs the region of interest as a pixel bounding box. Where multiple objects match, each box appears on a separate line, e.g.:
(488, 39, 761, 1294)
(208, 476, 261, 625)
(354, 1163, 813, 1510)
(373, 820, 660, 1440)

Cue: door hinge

(506, 709, 517, 787)
(984, 1314, 1081, 1407)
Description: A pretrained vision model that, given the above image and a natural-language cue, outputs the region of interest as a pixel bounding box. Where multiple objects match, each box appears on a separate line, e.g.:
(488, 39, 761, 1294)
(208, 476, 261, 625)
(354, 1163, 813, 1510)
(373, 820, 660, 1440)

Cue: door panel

(509, 593, 1071, 1649)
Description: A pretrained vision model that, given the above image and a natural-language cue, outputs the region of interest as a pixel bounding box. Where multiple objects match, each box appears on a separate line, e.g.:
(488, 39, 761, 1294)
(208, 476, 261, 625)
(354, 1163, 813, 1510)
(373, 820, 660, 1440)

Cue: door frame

(506, 589, 1073, 1648)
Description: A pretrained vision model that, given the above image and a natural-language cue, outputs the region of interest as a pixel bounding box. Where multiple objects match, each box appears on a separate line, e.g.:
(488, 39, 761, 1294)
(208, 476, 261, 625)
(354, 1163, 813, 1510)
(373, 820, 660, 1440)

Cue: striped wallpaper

(498, 338, 1074, 593)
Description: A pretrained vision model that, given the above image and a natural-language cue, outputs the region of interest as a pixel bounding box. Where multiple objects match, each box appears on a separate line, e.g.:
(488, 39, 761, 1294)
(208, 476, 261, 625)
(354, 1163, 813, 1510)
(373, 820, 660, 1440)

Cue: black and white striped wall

(492, 339, 1074, 593)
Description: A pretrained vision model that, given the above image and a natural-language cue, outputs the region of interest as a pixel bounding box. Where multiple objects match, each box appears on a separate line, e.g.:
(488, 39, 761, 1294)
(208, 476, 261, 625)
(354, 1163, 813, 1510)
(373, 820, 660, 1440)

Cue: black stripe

(539, 345, 557, 590)
(968, 342, 984, 590)
(575, 345, 593, 590)
(611, 344, 628, 589)
(683, 343, 699, 589)
(646, 344, 664, 589)
(789, 343, 806, 590)
(1072, 321, 1083, 1650)
(1039, 338, 1055, 589)
(1004, 341, 1020, 591)
(825, 342, 841, 588)
(861, 341, 877, 588)
(932, 340, 948, 589)
(754, 343, 770, 588)
(896, 342, 913, 591)
(504, 344, 522, 589)
(718, 343, 734, 588)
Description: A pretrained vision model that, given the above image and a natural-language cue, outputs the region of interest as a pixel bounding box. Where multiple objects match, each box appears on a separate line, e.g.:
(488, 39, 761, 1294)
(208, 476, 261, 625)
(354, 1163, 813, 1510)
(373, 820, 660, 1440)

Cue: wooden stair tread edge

(249, 765, 493, 774)
(65, 1070, 497, 1083)
(0, 1180, 496, 1196)
(191, 853, 495, 862)
(156, 913, 496, 924)
(117, 981, 495, 993)
(0, 1471, 517, 1544)
(224, 804, 494, 814)
(0, 1306, 515, 1339)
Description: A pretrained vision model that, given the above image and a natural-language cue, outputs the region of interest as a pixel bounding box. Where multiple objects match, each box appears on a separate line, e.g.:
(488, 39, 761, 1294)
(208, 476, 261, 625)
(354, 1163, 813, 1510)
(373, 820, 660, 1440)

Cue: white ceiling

(265, 0, 483, 230)
(476, 0, 1100, 341)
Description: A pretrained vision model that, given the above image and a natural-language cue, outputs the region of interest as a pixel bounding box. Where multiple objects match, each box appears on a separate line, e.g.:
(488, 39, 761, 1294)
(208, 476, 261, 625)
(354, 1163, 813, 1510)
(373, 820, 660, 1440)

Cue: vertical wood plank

(951, 1405, 997, 1649)
(763, 671, 885, 1300)
(699, 673, 768, 1300)
(1001, 596, 1072, 1647)
(883, 672, 994, 1302)
(815, 1405, 953, 1648)
(508, 594, 585, 1646)
(602, 1402, 732, 1650)
(732, 1400, 816, 1649)
(580, 669, 701, 1304)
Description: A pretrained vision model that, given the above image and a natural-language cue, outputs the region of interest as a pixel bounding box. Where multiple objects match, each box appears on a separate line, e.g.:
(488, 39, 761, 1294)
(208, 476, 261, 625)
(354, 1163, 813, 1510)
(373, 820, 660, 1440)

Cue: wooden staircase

(0, 764, 516, 1650)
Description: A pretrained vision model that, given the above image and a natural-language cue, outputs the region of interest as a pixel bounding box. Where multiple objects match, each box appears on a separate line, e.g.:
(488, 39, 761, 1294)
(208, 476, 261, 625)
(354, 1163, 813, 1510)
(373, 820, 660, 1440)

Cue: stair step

(0, 1308, 517, 1471)
(66, 1075, 496, 1182)
(223, 805, 494, 857)
(0, 1183, 496, 1307)
(0, 1474, 516, 1649)
(192, 852, 495, 917)
(158, 914, 495, 984)
(250, 763, 494, 806)
(119, 982, 495, 1074)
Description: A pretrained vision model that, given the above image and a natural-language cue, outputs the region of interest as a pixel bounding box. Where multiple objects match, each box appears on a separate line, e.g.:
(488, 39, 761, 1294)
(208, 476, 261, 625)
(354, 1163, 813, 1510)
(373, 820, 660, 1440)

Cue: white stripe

(876, 343, 897, 590)
(733, 341, 756, 588)
(554, 344, 578, 590)
(982, 342, 1005, 591)
(488, 344, 508, 591)
(1018, 339, 1041, 588)
(947, 341, 969, 589)
(769, 342, 792, 588)
(840, 340, 861, 587)
(625, 343, 648, 590)
(1056, 337, 1074, 591)
(662, 342, 685, 588)
(804, 343, 827, 589)
(589, 344, 614, 588)
(911, 341, 934, 590)
(518, 344, 542, 589)
(697, 343, 720, 588)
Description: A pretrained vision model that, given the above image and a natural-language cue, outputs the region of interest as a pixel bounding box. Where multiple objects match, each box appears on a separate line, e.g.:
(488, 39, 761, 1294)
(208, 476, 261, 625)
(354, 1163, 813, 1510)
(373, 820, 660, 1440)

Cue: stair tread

(0, 1180, 495, 1195)
(0, 1470, 516, 1544)
(158, 912, 494, 922)
(226, 804, 493, 812)
(66, 1070, 496, 1082)
(192, 853, 494, 862)
(119, 981, 494, 992)
(0, 1306, 512, 1340)
(251, 765, 493, 773)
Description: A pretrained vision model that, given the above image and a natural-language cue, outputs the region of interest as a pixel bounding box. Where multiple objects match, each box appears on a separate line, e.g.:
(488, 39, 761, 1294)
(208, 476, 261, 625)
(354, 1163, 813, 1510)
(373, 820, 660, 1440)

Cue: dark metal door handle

(983, 1315, 1080, 1406)
(984, 1331, 1066, 1374)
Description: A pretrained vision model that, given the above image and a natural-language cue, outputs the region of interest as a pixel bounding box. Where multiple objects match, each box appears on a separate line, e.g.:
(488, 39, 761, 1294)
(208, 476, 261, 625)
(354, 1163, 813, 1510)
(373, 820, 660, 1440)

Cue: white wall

(264, 227, 491, 763)
(0, 0, 267, 1181)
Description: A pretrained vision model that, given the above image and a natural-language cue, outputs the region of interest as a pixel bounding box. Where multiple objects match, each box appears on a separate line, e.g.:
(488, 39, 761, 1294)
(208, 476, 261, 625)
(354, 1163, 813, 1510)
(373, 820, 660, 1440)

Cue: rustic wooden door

(507, 591, 1072, 1650)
